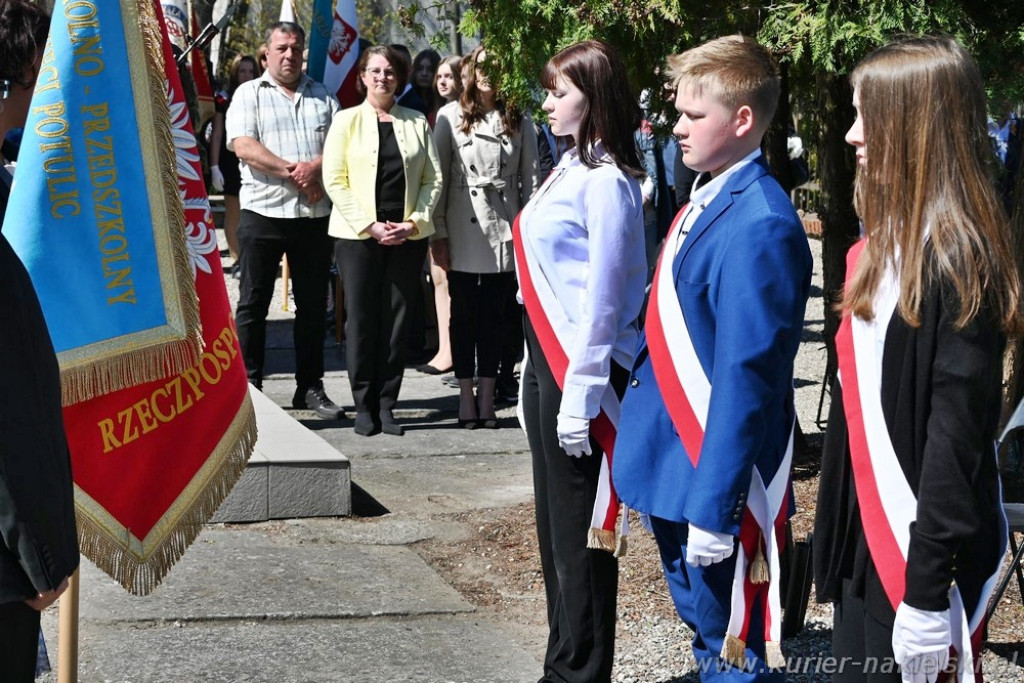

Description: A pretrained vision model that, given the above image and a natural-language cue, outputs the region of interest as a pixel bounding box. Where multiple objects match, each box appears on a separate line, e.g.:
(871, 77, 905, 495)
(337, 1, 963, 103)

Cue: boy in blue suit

(612, 36, 812, 681)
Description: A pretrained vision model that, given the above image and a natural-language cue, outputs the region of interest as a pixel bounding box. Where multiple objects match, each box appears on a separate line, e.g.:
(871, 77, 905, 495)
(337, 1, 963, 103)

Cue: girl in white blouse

(514, 40, 647, 683)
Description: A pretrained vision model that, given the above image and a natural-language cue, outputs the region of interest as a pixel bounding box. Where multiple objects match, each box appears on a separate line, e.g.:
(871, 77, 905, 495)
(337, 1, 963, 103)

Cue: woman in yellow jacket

(323, 45, 442, 436)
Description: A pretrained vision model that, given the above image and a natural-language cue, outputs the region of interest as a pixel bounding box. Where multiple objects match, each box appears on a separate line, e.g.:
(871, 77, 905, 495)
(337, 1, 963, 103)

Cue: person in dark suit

(0, 2, 80, 679)
(814, 36, 1021, 683)
(613, 36, 812, 680)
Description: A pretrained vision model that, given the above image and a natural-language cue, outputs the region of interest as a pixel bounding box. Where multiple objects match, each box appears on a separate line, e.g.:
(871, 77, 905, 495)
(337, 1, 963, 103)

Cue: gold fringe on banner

(59, 0, 203, 406)
(75, 393, 258, 596)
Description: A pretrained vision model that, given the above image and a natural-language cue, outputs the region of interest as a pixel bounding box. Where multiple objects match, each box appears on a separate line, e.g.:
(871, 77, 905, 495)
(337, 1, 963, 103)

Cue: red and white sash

(645, 209, 793, 668)
(511, 211, 628, 555)
(836, 239, 1004, 682)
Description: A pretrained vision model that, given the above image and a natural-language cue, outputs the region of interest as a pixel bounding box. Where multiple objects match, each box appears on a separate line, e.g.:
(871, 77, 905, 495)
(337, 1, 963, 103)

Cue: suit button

(470, 164, 477, 171)
(471, 190, 478, 196)
(470, 217, 477, 223)
(630, 378, 639, 388)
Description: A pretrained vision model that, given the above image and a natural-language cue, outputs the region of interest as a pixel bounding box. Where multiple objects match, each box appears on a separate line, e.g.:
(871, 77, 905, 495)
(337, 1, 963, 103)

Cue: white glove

(685, 523, 735, 567)
(787, 135, 804, 160)
(210, 165, 225, 192)
(892, 602, 951, 683)
(556, 413, 592, 457)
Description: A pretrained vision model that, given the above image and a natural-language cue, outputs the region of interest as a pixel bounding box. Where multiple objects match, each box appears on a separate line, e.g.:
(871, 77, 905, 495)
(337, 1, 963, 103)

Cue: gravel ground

(412, 235, 1024, 682)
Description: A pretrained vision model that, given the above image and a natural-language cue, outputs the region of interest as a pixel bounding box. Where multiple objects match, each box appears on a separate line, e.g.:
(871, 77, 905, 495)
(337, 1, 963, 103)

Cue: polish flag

(306, 0, 361, 107)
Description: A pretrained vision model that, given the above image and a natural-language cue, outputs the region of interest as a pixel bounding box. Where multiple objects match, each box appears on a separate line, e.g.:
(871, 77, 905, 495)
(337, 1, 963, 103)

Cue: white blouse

(518, 145, 647, 419)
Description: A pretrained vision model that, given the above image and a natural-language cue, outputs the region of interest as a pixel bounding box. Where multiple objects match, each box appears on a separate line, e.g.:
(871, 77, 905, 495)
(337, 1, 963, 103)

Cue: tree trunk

(816, 70, 860, 374)
(765, 62, 795, 194)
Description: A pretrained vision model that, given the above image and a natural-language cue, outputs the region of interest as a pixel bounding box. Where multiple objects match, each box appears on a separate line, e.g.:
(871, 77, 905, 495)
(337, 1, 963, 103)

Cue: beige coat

(322, 99, 442, 240)
(432, 101, 539, 273)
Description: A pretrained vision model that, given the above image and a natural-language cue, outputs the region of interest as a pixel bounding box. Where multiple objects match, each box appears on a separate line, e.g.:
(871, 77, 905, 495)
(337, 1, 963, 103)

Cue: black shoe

(379, 410, 404, 436)
(495, 377, 520, 405)
(294, 385, 345, 420)
(458, 418, 479, 430)
(353, 412, 379, 436)
(416, 363, 450, 375)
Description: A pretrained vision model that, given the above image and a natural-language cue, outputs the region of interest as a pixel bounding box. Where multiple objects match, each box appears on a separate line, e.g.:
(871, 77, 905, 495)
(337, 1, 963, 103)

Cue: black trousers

(499, 280, 524, 384)
(448, 270, 515, 380)
(522, 317, 625, 683)
(334, 236, 428, 415)
(831, 578, 901, 682)
(235, 211, 331, 391)
(0, 600, 41, 682)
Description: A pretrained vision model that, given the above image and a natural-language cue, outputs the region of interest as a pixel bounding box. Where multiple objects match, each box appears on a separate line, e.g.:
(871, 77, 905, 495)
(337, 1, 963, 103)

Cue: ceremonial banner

(307, 0, 361, 107)
(14, 0, 256, 595)
(161, 0, 188, 49)
(6, 0, 202, 405)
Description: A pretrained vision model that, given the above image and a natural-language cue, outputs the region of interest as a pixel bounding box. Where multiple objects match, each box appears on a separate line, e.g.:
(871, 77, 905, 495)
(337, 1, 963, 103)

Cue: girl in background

(209, 53, 260, 274)
(419, 55, 463, 376)
(411, 48, 441, 126)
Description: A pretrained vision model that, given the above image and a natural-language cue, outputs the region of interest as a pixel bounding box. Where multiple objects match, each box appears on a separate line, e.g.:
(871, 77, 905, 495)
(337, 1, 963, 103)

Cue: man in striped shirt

(227, 21, 344, 419)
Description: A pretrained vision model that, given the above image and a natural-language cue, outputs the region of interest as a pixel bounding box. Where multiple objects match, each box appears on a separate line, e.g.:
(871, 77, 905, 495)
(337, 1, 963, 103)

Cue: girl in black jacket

(814, 36, 1021, 683)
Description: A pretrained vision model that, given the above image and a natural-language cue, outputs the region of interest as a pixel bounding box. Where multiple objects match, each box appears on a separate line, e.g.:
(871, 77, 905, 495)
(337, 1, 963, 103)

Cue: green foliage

(759, 0, 1024, 102)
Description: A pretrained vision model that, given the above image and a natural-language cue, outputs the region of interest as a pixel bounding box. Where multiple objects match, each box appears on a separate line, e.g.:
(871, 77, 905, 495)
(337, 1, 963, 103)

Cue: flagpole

(57, 568, 80, 683)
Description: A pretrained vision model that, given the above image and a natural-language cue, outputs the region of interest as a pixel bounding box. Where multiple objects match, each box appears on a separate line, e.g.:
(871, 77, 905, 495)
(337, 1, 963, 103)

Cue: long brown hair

(843, 35, 1020, 333)
(459, 46, 520, 136)
(434, 55, 463, 102)
(540, 40, 645, 179)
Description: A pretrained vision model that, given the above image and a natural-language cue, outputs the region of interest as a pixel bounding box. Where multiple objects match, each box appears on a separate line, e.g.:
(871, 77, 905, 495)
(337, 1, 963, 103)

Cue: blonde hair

(666, 35, 780, 135)
(842, 35, 1020, 333)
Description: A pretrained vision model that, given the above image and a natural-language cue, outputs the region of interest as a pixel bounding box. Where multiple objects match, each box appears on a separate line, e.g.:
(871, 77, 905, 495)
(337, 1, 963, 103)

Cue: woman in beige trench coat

(430, 46, 539, 428)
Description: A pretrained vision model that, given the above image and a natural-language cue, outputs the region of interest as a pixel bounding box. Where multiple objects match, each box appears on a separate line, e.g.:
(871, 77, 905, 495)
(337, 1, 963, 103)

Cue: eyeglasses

(365, 68, 397, 80)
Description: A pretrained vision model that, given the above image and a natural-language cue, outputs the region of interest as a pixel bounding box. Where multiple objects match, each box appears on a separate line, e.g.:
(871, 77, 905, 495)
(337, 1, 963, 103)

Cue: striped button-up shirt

(226, 72, 340, 218)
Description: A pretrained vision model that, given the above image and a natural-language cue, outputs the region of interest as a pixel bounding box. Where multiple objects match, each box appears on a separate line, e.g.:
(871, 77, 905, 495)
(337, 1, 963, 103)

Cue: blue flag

(5, 0, 202, 405)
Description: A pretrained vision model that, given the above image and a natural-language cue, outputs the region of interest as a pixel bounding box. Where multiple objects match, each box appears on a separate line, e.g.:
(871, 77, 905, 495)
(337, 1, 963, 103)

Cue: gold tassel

(765, 640, 786, 669)
(749, 532, 769, 584)
(613, 534, 628, 558)
(75, 393, 257, 595)
(720, 633, 747, 668)
(587, 527, 616, 553)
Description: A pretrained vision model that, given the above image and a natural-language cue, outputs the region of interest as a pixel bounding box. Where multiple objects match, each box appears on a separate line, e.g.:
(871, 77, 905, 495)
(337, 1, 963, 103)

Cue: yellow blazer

(322, 99, 442, 240)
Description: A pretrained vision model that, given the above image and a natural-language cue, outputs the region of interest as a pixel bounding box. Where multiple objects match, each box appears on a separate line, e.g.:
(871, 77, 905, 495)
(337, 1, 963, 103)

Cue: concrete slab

(74, 528, 472, 622)
(212, 453, 269, 523)
(212, 386, 351, 523)
(268, 461, 351, 519)
(41, 617, 540, 683)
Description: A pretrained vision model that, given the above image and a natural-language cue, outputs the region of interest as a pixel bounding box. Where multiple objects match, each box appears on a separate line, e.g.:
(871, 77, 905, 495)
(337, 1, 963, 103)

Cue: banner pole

(57, 568, 80, 683)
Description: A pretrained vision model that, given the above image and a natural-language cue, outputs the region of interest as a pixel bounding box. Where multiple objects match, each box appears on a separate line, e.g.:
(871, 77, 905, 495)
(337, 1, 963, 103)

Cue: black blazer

(0, 177, 80, 604)
(814, 273, 1005, 624)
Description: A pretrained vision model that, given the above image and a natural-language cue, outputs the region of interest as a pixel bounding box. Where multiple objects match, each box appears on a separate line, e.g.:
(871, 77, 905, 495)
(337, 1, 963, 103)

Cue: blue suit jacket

(612, 157, 812, 536)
